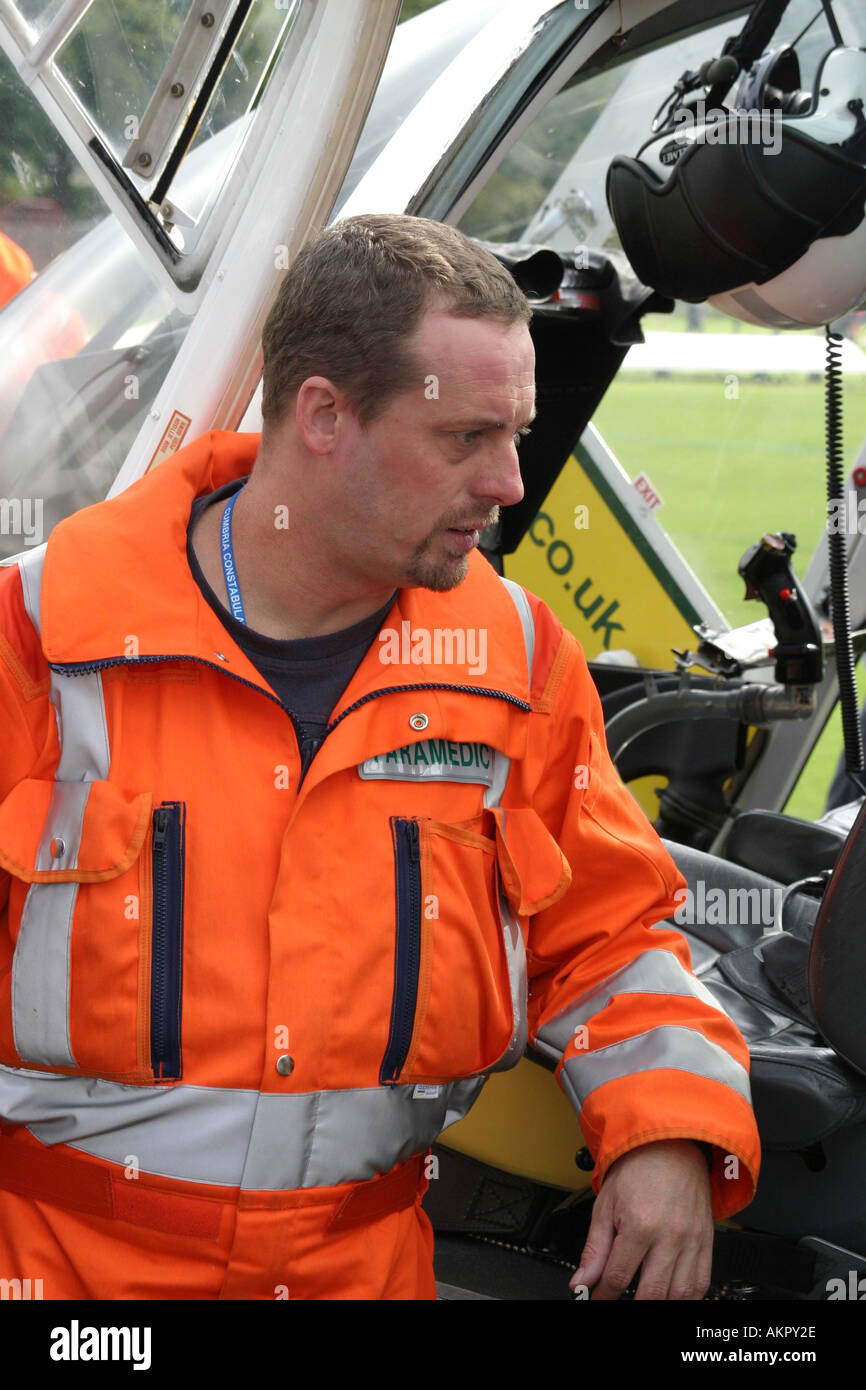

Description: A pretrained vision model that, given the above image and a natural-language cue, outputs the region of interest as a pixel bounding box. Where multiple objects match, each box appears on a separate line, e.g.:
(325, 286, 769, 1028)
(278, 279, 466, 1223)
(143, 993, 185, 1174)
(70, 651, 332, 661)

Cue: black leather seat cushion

(725, 810, 845, 883)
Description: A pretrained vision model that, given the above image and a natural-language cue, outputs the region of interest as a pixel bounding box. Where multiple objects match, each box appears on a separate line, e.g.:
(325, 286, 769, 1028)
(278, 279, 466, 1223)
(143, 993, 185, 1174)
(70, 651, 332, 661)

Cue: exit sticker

(632, 472, 664, 513)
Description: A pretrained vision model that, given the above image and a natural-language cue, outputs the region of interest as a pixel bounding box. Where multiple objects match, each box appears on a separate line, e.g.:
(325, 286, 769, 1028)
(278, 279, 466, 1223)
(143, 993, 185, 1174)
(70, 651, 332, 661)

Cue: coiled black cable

(825, 325, 866, 795)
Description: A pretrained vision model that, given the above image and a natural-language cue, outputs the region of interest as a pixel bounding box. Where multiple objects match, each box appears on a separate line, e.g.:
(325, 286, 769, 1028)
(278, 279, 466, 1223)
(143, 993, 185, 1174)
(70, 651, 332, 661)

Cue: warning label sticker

(147, 411, 192, 470)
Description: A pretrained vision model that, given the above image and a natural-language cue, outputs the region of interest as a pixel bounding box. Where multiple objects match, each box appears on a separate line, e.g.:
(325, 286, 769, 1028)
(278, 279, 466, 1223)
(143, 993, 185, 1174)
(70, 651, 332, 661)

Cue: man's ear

(295, 376, 353, 455)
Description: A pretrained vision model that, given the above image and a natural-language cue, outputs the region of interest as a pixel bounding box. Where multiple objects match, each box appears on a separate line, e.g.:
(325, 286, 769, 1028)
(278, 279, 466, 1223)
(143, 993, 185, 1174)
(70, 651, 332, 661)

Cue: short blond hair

(261, 213, 530, 427)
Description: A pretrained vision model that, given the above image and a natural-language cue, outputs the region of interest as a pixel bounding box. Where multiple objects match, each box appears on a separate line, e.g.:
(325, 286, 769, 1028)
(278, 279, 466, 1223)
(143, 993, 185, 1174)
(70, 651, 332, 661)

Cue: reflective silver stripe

(482, 751, 510, 812)
(485, 875, 529, 1072)
(14, 543, 111, 782)
(559, 1026, 752, 1112)
(49, 662, 111, 786)
(482, 578, 535, 1077)
(10, 546, 111, 1067)
(534, 950, 729, 1058)
(443, 1076, 486, 1129)
(0, 1064, 484, 1190)
(500, 576, 535, 688)
(17, 542, 45, 634)
(13, 880, 80, 1067)
(480, 756, 528, 1074)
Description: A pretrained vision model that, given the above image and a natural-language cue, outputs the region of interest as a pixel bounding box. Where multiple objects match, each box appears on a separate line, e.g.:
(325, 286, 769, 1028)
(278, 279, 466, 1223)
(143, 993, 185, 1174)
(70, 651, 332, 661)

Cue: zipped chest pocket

(379, 809, 573, 1088)
(380, 818, 425, 1084)
(380, 815, 513, 1086)
(149, 802, 185, 1080)
(0, 779, 186, 1083)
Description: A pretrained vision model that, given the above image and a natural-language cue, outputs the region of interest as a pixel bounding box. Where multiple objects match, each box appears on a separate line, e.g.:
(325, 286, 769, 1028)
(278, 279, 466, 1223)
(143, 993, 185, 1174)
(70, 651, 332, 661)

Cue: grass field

(593, 374, 866, 820)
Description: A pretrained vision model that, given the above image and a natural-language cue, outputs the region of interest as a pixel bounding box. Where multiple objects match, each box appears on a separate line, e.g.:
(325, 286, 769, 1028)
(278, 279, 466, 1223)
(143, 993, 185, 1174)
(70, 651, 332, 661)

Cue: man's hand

(569, 1139, 714, 1301)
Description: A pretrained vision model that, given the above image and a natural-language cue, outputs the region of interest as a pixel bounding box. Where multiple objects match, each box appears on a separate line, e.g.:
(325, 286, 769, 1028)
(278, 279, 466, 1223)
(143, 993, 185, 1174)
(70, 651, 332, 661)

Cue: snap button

(409, 713, 428, 731)
(275, 1054, 294, 1076)
(49, 837, 66, 860)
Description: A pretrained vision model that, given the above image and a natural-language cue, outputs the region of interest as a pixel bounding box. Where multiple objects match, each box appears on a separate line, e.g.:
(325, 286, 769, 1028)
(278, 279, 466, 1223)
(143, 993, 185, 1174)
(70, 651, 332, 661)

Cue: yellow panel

(625, 773, 666, 821)
(507, 452, 699, 668)
(440, 1057, 592, 1192)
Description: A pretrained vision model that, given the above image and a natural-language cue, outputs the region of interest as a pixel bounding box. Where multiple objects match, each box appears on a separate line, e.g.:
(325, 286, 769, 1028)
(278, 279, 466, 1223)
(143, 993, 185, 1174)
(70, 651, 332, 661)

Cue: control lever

(738, 532, 824, 687)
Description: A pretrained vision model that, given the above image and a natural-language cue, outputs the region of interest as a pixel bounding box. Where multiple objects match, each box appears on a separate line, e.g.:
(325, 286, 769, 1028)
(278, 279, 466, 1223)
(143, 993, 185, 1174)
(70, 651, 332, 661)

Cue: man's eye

(455, 431, 481, 446)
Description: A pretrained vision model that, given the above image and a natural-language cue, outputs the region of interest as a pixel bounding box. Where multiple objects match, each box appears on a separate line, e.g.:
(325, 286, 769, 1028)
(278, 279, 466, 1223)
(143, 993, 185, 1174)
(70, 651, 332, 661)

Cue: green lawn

(593, 375, 866, 818)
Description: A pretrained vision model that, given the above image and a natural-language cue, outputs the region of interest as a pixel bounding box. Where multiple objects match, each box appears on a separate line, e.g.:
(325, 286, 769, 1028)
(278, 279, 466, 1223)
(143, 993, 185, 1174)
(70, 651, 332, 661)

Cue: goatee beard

(405, 552, 469, 592)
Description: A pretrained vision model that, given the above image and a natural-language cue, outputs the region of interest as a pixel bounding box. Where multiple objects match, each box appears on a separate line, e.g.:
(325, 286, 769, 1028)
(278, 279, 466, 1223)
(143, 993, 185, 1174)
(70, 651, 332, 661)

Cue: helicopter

(1, 0, 865, 1305)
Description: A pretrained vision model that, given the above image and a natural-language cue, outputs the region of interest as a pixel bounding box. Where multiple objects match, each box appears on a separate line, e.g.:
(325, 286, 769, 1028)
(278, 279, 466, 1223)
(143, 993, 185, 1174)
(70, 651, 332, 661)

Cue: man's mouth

(444, 526, 482, 552)
(445, 517, 494, 533)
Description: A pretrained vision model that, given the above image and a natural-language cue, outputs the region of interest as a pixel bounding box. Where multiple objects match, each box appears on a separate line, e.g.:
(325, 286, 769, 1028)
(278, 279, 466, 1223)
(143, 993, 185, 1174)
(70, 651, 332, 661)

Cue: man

(0, 214, 759, 1300)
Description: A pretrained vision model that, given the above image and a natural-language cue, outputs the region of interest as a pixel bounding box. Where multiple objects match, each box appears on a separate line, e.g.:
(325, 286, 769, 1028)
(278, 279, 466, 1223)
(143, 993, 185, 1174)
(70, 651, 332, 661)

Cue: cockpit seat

(663, 830, 866, 1152)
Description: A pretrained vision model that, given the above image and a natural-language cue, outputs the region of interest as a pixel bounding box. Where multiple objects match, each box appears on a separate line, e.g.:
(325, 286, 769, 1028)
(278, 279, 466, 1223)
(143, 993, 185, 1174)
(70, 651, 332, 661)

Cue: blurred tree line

(0, 0, 288, 265)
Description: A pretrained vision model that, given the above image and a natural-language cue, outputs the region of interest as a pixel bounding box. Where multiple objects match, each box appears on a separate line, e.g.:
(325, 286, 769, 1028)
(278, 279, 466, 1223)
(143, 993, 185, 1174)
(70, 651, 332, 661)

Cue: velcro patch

(358, 739, 495, 785)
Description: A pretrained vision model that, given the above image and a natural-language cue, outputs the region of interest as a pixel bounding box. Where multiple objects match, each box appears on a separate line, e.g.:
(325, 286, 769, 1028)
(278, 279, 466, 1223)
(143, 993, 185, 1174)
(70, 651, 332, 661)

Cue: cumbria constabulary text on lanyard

(220, 488, 248, 625)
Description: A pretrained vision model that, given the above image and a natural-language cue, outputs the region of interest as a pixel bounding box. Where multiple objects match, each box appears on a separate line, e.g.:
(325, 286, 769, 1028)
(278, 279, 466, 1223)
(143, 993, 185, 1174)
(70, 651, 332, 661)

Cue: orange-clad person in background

(0, 227, 88, 439)
(0, 229, 34, 308)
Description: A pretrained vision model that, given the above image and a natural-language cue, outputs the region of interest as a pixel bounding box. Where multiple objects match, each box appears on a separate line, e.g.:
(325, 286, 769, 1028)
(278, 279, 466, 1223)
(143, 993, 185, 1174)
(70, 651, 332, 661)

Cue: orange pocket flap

(0, 779, 152, 882)
(490, 806, 572, 916)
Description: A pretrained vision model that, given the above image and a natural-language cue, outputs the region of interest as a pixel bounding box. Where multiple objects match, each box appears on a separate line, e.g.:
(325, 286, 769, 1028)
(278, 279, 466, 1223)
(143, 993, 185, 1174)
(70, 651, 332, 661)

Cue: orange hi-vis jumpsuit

(0, 431, 760, 1299)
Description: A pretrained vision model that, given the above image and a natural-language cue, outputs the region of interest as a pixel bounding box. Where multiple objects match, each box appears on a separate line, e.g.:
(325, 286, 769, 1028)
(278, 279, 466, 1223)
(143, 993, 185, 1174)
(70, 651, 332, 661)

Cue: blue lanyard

(220, 488, 247, 625)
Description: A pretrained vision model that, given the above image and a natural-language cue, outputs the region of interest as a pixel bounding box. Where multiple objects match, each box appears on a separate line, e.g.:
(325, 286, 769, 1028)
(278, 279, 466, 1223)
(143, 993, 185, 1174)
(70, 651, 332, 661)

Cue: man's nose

(475, 437, 525, 510)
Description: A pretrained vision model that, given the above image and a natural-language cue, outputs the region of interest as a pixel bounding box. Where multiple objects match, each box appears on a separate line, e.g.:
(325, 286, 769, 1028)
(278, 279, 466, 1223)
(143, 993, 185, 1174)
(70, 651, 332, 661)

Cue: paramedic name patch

(358, 740, 495, 785)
